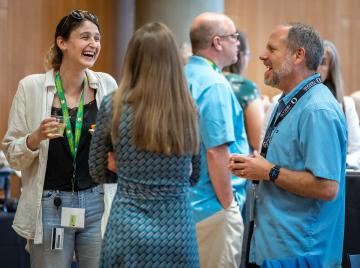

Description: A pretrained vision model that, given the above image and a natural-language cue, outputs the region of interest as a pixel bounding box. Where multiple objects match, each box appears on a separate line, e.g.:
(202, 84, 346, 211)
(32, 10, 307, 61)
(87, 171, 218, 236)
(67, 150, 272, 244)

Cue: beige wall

(225, 0, 360, 97)
(135, 0, 223, 44)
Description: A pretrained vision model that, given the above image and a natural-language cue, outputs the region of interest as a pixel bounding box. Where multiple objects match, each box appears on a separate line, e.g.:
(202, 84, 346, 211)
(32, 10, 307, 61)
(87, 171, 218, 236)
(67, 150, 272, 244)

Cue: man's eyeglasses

(60, 10, 98, 32)
(218, 32, 240, 41)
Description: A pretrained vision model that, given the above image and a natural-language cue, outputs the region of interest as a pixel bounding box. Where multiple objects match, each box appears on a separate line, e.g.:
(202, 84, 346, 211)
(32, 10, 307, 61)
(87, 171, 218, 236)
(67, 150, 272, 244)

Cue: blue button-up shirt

(184, 56, 249, 222)
(250, 74, 347, 267)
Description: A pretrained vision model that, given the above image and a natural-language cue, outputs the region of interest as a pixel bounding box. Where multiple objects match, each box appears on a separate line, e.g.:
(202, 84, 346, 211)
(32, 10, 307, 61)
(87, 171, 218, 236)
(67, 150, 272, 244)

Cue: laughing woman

(2, 10, 117, 268)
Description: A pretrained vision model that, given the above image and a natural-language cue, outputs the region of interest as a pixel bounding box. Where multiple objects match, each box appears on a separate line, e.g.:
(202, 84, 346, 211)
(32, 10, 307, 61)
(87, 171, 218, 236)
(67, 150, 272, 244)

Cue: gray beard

(265, 73, 281, 87)
(265, 58, 292, 87)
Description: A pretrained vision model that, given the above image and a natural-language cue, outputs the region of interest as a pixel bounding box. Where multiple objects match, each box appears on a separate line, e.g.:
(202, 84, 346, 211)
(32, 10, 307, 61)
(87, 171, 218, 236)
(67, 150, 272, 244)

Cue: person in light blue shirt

(229, 23, 347, 268)
(185, 12, 249, 268)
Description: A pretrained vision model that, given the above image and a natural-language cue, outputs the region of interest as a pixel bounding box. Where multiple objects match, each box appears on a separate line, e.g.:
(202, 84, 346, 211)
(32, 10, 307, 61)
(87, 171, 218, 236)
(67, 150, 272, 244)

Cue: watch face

(269, 166, 280, 181)
(270, 169, 278, 177)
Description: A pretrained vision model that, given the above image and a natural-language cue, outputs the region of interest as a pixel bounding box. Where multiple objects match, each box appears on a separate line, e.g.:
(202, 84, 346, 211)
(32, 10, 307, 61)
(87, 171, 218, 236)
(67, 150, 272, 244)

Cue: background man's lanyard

(260, 77, 322, 158)
(204, 58, 220, 72)
(55, 72, 86, 192)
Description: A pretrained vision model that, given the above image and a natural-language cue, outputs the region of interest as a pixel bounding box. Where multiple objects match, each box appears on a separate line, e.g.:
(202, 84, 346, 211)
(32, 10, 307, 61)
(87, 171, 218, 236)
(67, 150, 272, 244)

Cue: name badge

(60, 207, 85, 228)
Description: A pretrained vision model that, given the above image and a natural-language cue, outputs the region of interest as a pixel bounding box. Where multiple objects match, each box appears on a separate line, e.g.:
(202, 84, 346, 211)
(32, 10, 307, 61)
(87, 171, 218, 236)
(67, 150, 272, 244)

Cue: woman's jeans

(29, 185, 104, 268)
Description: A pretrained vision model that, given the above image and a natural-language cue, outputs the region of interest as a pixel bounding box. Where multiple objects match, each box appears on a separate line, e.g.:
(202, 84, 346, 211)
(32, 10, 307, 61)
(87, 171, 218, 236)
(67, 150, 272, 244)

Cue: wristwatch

(269, 165, 281, 182)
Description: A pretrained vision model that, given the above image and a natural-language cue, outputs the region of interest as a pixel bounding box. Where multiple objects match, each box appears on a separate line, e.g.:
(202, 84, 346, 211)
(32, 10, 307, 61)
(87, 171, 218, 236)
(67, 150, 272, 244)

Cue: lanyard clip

(54, 196, 62, 209)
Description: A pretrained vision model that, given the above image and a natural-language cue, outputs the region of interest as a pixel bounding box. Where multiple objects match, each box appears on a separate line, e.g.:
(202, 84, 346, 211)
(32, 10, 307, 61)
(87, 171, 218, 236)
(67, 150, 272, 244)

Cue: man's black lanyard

(260, 76, 322, 158)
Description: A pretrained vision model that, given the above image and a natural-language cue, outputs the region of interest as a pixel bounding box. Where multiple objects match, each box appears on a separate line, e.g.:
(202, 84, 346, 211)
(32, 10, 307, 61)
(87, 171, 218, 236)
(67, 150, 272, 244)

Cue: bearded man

(229, 23, 347, 268)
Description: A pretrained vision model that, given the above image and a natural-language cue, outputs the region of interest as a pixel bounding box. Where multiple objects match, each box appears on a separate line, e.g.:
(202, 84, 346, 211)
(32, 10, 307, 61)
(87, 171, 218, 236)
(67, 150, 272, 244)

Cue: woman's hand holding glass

(26, 116, 66, 151)
(45, 115, 66, 139)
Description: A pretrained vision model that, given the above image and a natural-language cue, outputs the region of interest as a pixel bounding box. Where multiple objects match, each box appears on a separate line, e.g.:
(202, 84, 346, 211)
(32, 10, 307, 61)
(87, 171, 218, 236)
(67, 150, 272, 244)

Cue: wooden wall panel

(225, 0, 360, 98)
(2, 0, 359, 141)
(0, 0, 118, 142)
(0, 0, 9, 145)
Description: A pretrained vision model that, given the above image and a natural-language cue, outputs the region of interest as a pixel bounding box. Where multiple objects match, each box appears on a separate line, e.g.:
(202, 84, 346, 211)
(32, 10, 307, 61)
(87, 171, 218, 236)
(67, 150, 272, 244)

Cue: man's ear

(212, 36, 222, 51)
(56, 36, 66, 51)
(294, 47, 306, 65)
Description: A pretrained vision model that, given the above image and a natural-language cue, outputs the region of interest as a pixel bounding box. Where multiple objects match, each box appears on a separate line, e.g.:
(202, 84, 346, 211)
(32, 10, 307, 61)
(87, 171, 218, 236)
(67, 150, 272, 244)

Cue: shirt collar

(44, 69, 56, 92)
(279, 73, 320, 106)
(44, 68, 100, 93)
(189, 55, 221, 73)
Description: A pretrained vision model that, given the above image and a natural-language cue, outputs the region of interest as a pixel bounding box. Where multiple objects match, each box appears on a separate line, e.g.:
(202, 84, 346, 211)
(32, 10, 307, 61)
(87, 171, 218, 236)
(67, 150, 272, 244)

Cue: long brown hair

(112, 22, 199, 155)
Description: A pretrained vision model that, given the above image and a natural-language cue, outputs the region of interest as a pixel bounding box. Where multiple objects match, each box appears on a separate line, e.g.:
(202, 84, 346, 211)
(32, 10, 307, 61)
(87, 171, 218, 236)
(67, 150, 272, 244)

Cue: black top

(44, 99, 98, 191)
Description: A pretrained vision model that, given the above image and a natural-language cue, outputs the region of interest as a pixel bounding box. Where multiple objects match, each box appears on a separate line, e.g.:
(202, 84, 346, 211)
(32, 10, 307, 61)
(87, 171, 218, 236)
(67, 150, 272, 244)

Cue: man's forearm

(207, 145, 233, 209)
(274, 168, 339, 201)
(229, 153, 339, 201)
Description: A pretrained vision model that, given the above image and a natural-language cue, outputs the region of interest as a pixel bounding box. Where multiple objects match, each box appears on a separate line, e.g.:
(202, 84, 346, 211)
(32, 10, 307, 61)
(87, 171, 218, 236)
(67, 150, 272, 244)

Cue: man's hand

(229, 152, 339, 201)
(228, 151, 273, 181)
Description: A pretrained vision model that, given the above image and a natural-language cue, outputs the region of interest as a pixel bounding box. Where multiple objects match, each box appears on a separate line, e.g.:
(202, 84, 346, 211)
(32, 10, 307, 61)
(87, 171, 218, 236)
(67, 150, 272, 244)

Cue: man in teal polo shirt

(229, 23, 347, 267)
(184, 12, 249, 268)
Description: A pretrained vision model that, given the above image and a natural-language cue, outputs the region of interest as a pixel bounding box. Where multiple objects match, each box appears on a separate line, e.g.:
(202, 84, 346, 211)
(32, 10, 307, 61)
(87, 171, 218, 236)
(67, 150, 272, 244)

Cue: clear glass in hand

(47, 115, 67, 138)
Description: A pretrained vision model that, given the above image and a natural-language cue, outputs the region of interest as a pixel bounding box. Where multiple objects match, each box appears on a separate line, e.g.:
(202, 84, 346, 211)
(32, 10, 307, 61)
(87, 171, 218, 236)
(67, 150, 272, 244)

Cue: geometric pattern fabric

(90, 95, 200, 267)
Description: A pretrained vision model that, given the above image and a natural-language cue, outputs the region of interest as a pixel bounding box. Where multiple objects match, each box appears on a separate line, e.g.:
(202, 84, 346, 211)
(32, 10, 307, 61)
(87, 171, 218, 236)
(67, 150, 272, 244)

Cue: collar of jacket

(44, 68, 100, 93)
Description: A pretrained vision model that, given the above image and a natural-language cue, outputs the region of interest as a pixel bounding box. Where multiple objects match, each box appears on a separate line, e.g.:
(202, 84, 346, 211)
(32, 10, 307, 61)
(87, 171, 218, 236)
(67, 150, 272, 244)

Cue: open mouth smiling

(82, 51, 96, 59)
(264, 62, 272, 71)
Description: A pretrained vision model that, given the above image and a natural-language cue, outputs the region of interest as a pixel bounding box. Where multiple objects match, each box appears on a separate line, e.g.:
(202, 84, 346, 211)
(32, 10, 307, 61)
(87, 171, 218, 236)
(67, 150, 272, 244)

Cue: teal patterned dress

(89, 94, 200, 268)
(224, 73, 260, 110)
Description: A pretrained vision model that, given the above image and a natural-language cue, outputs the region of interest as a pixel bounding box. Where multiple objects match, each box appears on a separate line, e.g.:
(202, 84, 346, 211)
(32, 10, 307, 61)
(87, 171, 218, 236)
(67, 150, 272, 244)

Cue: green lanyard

(55, 72, 86, 191)
(204, 58, 220, 73)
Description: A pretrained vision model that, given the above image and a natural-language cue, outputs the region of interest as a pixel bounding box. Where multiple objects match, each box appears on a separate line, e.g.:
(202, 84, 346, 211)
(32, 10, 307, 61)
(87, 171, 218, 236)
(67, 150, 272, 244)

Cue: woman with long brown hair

(89, 22, 200, 267)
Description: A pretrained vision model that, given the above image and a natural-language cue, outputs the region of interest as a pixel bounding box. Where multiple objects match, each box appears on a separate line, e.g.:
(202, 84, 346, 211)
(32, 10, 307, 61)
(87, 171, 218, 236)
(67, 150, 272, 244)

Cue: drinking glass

(47, 115, 67, 138)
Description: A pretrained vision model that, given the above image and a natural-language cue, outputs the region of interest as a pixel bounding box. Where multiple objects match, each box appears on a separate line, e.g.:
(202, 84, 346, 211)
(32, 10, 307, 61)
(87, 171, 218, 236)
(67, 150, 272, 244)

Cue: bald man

(184, 12, 249, 268)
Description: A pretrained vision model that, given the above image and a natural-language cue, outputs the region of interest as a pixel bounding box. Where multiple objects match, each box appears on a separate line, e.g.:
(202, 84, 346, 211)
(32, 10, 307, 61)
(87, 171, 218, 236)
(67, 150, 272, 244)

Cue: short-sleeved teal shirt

(185, 56, 249, 222)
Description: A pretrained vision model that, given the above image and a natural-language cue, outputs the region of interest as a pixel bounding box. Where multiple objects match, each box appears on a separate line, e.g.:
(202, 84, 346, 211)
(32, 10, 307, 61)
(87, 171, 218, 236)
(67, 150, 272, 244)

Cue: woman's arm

(189, 154, 201, 186)
(89, 95, 116, 183)
(344, 96, 360, 169)
(2, 82, 43, 170)
(244, 98, 265, 151)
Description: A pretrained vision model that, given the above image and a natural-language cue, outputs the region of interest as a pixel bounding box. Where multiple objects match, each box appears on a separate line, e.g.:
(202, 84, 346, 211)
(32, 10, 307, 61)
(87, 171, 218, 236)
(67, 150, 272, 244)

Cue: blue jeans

(29, 185, 104, 268)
